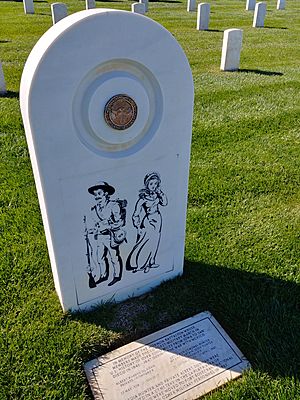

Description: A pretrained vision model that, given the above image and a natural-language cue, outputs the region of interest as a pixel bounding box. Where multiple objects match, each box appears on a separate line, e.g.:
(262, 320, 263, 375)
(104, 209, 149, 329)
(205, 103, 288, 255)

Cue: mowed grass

(0, 0, 299, 399)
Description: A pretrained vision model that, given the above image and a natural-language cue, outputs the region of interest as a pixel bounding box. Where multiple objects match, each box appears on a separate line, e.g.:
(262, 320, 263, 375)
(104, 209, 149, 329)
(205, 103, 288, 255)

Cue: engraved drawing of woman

(126, 172, 168, 274)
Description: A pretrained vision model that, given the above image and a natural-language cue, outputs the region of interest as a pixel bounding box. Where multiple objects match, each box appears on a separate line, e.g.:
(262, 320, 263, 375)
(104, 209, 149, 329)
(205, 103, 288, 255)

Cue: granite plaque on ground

(84, 312, 250, 399)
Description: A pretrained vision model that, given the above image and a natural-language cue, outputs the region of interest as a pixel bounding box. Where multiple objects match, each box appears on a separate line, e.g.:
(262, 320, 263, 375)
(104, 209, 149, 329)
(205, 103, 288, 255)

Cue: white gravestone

(20, 10, 194, 312)
(220, 29, 243, 71)
(51, 3, 68, 25)
(132, 2, 145, 14)
(253, 2, 266, 28)
(85, 312, 250, 400)
(139, 0, 148, 12)
(86, 0, 96, 10)
(277, 0, 285, 10)
(196, 3, 210, 31)
(23, 0, 34, 14)
(246, 0, 255, 11)
(0, 62, 6, 95)
(187, 0, 196, 12)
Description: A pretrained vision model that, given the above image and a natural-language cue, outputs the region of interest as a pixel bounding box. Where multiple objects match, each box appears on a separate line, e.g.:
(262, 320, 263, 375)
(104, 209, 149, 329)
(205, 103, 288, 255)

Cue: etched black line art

(84, 181, 127, 288)
(126, 172, 168, 274)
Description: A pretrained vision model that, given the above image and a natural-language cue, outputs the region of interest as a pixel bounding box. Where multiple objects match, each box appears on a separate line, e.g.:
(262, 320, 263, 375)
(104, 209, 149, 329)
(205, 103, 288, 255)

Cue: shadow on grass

(239, 69, 283, 76)
(73, 261, 299, 379)
(207, 29, 224, 32)
(0, 90, 19, 99)
(0, 40, 11, 43)
(264, 26, 288, 30)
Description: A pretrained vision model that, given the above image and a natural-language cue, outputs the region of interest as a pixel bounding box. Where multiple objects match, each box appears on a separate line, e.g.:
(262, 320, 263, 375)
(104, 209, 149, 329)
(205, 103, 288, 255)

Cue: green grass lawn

(0, 0, 299, 398)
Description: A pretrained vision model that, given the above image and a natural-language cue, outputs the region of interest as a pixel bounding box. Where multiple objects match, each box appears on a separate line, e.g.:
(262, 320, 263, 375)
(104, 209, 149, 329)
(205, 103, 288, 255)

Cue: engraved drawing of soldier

(126, 172, 168, 274)
(84, 181, 127, 288)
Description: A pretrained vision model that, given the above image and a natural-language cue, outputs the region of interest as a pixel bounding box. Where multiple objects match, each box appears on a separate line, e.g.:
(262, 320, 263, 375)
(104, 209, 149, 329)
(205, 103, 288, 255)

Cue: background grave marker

(86, 0, 95, 10)
(0, 61, 6, 95)
(220, 29, 243, 71)
(246, 0, 256, 11)
(51, 3, 68, 24)
(139, 0, 148, 12)
(277, 0, 285, 10)
(187, 0, 196, 12)
(132, 2, 145, 14)
(253, 2, 267, 27)
(196, 3, 210, 31)
(23, 0, 34, 14)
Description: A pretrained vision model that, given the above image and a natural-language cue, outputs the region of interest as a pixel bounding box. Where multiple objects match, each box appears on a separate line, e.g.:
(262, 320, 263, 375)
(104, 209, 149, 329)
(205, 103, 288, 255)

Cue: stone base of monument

(84, 311, 250, 400)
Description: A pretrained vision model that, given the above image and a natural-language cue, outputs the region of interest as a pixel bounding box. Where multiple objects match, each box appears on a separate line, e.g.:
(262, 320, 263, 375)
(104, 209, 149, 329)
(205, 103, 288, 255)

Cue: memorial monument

(20, 10, 194, 312)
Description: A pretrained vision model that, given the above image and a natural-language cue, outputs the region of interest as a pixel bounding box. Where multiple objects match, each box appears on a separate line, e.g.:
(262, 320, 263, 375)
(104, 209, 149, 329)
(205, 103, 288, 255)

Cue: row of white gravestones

(51, 3, 68, 24)
(253, 2, 266, 27)
(247, 0, 285, 11)
(0, 61, 6, 95)
(132, 2, 145, 14)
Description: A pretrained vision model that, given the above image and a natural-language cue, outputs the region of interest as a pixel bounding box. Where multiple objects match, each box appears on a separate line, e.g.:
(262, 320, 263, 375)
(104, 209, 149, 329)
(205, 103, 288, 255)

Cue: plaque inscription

(84, 312, 250, 400)
(104, 94, 138, 130)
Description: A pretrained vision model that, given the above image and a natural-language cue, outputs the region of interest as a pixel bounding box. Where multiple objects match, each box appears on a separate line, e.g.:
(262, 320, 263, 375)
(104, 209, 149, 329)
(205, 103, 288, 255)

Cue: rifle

(84, 216, 96, 288)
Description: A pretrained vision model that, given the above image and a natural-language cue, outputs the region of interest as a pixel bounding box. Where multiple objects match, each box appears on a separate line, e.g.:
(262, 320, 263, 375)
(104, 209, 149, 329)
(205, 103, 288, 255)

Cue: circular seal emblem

(104, 94, 138, 130)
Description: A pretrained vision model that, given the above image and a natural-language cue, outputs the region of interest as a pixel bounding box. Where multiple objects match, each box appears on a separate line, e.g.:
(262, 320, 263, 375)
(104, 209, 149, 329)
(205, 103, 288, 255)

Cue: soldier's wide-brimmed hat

(88, 181, 115, 196)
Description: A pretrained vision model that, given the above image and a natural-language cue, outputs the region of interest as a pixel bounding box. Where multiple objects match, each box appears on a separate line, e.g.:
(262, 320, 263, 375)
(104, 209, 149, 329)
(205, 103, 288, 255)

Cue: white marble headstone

(253, 2, 266, 27)
(277, 0, 285, 10)
(20, 10, 194, 312)
(23, 0, 34, 14)
(139, 0, 148, 12)
(220, 29, 243, 71)
(187, 0, 196, 12)
(132, 2, 145, 14)
(196, 3, 210, 31)
(86, 0, 96, 10)
(51, 3, 68, 25)
(246, 0, 255, 11)
(0, 61, 6, 95)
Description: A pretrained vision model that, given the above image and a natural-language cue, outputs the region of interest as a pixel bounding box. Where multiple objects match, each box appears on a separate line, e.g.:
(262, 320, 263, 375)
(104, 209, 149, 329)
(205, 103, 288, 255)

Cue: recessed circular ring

(104, 94, 138, 131)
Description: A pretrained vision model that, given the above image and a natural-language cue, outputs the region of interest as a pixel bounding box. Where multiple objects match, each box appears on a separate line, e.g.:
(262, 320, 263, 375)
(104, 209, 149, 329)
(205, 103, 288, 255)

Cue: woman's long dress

(126, 194, 164, 271)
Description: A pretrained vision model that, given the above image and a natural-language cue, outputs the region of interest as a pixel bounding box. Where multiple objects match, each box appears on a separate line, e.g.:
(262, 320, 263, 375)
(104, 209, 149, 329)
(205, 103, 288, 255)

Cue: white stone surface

(196, 3, 210, 31)
(86, 0, 95, 9)
(51, 3, 68, 24)
(23, 0, 34, 14)
(85, 311, 250, 400)
(246, 0, 255, 11)
(0, 61, 6, 95)
(20, 10, 194, 312)
(220, 28, 243, 71)
(277, 0, 285, 10)
(132, 2, 145, 14)
(139, 0, 148, 12)
(187, 0, 196, 12)
(253, 2, 266, 27)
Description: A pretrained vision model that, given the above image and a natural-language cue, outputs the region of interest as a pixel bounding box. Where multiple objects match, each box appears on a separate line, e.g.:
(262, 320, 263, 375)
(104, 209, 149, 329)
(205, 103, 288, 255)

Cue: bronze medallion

(104, 94, 138, 130)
